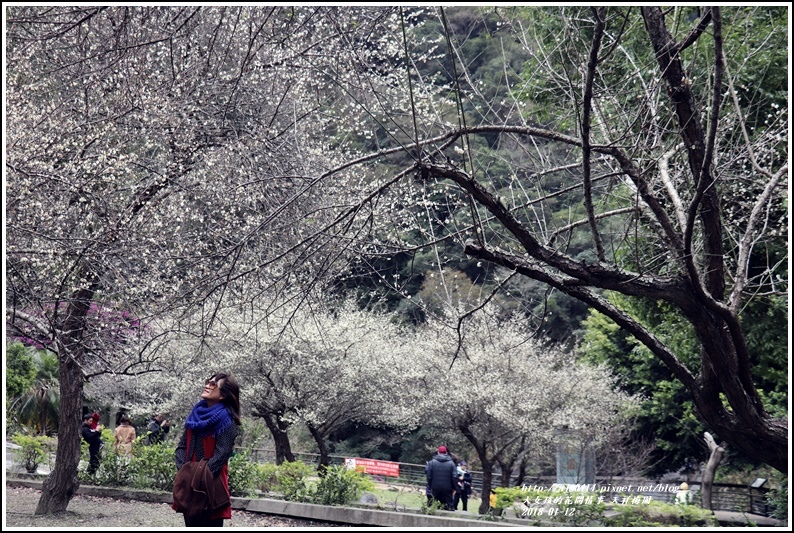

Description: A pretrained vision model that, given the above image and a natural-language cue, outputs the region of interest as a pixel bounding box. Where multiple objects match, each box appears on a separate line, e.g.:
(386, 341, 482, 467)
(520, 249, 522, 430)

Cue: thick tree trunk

(306, 423, 330, 473)
(36, 287, 94, 515)
(688, 311, 788, 472)
(640, 6, 787, 474)
(478, 458, 494, 515)
(35, 355, 83, 514)
(700, 432, 724, 511)
(515, 455, 529, 488)
(261, 413, 294, 464)
(496, 457, 515, 488)
(459, 423, 493, 515)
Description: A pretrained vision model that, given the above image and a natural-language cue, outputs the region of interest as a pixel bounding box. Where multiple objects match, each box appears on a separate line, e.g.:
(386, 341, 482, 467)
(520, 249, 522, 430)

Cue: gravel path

(4, 485, 348, 528)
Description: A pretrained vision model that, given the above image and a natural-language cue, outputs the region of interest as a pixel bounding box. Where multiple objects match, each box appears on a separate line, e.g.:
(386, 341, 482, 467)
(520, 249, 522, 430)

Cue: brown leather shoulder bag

(172, 459, 230, 520)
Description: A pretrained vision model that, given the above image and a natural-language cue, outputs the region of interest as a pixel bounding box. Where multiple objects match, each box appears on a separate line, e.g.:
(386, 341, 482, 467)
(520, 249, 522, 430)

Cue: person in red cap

(426, 445, 457, 510)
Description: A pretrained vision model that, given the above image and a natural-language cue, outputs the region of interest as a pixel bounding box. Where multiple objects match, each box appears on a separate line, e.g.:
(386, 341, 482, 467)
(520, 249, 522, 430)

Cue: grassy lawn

(365, 484, 483, 514)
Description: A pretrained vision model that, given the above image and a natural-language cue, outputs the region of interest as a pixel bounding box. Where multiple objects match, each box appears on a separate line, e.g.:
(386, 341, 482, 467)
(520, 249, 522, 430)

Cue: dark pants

(87, 447, 100, 474)
(184, 516, 224, 527)
(431, 489, 454, 511)
(453, 490, 469, 511)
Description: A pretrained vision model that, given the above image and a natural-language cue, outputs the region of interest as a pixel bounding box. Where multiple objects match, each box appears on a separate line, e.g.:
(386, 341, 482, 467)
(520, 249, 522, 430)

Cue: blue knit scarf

(184, 399, 232, 437)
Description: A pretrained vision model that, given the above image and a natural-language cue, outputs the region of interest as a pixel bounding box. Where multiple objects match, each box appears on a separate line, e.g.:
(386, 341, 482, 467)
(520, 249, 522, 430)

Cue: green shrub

(41, 436, 57, 471)
(92, 446, 134, 486)
(554, 491, 607, 526)
(252, 460, 315, 500)
(510, 486, 716, 527)
(77, 428, 132, 486)
(228, 451, 260, 498)
(6, 343, 37, 399)
(313, 465, 375, 506)
(128, 440, 176, 491)
(421, 497, 446, 515)
(11, 434, 48, 473)
(603, 500, 718, 527)
(77, 437, 91, 479)
(493, 486, 525, 509)
(257, 462, 280, 493)
(276, 460, 315, 503)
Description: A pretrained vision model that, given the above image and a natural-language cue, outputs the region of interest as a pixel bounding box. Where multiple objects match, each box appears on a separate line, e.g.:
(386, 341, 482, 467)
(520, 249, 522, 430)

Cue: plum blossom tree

(404, 303, 634, 514)
(212, 299, 416, 468)
(5, 5, 418, 513)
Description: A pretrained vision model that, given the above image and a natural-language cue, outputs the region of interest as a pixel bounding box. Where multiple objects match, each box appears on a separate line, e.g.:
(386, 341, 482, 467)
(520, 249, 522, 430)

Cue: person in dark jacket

(147, 413, 171, 445)
(81, 412, 103, 474)
(426, 445, 457, 510)
(453, 460, 473, 511)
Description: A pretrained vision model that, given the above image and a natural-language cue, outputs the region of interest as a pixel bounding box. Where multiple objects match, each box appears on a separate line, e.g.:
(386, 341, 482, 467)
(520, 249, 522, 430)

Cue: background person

(173, 372, 241, 527)
(81, 412, 103, 474)
(675, 482, 693, 505)
(147, 413, 170, 445)
(113, 414, 136, 457)
(453, 460, 473, 511)
(489, 489, 499, 515)
(426, 445, 457, 511)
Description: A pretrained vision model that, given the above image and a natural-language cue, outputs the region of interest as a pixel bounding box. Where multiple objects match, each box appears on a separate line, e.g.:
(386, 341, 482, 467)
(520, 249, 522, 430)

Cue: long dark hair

(211, 372, 241, 425)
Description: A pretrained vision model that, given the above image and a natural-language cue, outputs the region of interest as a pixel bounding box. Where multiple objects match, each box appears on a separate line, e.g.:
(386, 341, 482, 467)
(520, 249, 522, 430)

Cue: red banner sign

(344, 458, 400, 478)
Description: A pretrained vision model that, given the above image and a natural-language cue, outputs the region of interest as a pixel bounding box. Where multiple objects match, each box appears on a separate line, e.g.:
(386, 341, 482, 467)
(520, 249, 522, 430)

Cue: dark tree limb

(700, 432, 724, 511)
